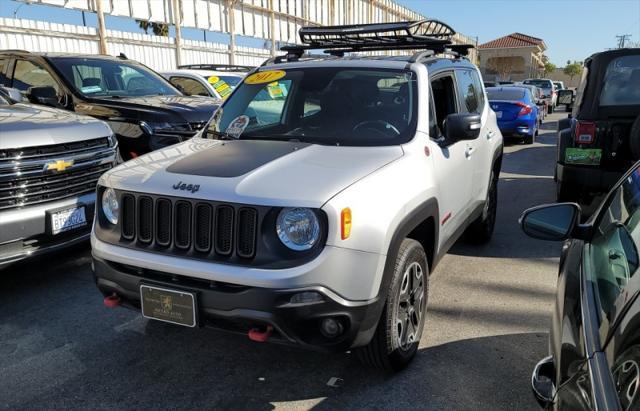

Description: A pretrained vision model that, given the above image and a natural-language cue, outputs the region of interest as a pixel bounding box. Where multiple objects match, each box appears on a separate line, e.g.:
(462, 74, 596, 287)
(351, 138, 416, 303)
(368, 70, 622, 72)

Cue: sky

(397, 0, 640, 65)
(1, 0, 640, 65)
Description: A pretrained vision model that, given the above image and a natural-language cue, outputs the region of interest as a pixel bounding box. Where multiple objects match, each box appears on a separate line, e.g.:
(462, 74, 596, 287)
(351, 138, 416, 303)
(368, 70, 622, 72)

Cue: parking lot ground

(0, 112, 566, 410)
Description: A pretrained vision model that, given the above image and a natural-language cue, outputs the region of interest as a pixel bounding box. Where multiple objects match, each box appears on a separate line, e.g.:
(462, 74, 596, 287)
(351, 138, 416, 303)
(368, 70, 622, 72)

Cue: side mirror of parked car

(520, 203, 581, 241)
(26, 86, 60, 107)
(443, 113, 481, 143)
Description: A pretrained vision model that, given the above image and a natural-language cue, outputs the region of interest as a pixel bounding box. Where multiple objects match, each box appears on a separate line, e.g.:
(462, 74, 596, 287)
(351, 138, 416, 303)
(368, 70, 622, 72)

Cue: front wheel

(466, 170, 498, 244)
(354, 239, 428, 371)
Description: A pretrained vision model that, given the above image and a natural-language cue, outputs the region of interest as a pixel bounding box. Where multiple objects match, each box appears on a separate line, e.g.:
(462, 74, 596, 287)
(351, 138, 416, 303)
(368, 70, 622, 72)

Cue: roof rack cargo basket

(177, 64, 254, 72)
(280, 20, 466, 56)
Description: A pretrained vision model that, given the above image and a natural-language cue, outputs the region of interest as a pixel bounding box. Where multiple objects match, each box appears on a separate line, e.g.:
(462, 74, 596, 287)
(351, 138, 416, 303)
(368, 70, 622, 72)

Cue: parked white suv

(91, 21, 503, 370)
(162, 64, 252, 99)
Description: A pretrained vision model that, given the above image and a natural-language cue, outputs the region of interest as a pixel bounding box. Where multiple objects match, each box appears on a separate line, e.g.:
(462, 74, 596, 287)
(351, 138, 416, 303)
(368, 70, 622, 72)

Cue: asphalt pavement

(0, 113, 566, 410)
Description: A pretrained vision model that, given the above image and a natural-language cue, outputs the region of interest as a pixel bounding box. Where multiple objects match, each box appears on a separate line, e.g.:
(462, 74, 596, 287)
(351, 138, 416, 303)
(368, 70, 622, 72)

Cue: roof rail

(177, 64, 254, 72)
(273, 20, 473, 63)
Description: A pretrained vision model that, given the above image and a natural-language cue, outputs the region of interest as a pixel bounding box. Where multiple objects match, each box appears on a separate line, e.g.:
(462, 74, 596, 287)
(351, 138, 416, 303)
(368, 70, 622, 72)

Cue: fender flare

(356, 197, 439, 346)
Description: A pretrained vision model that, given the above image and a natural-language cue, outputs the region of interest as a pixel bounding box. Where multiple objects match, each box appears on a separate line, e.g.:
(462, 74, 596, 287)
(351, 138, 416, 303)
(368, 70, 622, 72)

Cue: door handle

(465, 146, 475, 158)
(487, 130, 495, 140)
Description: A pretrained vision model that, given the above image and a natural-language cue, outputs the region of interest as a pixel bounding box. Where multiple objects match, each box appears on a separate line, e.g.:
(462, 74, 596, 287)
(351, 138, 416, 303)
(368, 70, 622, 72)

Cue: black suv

(556, 48, 640, 203)
(0, 51, 219, 159)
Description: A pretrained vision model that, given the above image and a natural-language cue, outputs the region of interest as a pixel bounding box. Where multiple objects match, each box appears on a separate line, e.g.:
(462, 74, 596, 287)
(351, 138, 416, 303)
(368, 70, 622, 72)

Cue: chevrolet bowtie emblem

(45, 159, 74, 172)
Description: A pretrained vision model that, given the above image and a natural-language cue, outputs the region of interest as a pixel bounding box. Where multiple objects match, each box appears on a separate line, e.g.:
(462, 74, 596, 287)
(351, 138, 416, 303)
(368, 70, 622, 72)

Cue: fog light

(289, 291, 324, 305)
(320, 317, 344, 338)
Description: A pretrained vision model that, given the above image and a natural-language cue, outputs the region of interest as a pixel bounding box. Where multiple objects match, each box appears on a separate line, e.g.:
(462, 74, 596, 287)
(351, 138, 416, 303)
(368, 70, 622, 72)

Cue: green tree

(563, 62, 583, 82)
(137, 20, 169, 36)
(544, 62, 556, 77)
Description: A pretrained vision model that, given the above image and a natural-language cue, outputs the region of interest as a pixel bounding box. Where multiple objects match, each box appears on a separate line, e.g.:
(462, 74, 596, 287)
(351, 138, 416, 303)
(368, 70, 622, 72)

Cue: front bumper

(0, 192, 96, 268)
(92, 256, 382, 351)
(556, 162, 624, 193)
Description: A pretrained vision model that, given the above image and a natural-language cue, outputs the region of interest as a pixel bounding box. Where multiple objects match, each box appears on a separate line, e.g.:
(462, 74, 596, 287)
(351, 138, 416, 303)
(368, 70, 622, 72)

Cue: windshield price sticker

(245, 70, 286, 85)
(207, 76, 232, 98)
(225, 115, 250, 138)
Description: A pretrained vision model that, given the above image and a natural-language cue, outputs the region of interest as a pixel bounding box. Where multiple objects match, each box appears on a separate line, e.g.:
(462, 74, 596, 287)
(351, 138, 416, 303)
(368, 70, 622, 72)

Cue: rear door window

(599, 55, 640, 106)
(0, 58, 9, 86)
(455, 69, 481, 114)
(169, 76, 210, 97)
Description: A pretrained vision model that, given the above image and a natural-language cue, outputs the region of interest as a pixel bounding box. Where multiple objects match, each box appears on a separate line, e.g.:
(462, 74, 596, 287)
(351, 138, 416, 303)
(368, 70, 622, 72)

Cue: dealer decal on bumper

(565, 148, 602, 165)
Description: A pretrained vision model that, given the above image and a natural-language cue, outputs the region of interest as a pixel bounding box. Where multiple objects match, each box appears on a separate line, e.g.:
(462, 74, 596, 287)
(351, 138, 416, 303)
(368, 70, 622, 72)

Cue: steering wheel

(353, 120, 400, 136)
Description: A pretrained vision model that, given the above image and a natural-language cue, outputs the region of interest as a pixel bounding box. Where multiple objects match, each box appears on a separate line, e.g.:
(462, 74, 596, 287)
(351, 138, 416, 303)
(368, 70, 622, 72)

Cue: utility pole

(95, 0, 108, 55)
(616, 34, 632, 48)
(269, 0, 276, 57)
(172, 0, 183, 67)
(226, 0, 238, 65)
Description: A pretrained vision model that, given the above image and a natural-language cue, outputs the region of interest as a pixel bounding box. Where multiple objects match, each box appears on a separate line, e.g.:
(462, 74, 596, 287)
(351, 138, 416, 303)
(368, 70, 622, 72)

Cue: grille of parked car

(0, 137, 117, 211)
(119, 193, 259, 259)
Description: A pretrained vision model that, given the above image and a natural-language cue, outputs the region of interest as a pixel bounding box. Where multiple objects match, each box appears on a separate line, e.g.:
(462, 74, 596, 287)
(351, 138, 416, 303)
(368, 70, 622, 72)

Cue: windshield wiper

(209, 130, 237, 141)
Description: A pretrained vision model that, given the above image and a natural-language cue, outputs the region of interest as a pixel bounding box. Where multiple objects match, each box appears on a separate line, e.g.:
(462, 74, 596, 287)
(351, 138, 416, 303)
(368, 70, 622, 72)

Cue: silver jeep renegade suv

(91, 21, 503, 370)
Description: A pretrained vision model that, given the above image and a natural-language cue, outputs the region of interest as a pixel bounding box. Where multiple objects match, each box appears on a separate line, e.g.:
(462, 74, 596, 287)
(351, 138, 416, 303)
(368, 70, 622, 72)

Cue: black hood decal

(166, 139, 311, 178)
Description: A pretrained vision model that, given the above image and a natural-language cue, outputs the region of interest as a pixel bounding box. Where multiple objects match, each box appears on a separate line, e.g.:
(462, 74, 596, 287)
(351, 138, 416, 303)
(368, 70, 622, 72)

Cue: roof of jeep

(259, 54, 476, 72)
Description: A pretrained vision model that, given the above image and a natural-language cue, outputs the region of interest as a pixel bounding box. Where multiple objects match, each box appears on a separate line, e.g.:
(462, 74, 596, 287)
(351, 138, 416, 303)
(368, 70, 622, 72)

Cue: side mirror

(444, 113, 481, 142)
(26, 86, 60, 107)
(557, 89, 574, 105)
(520, 203, 581, 241)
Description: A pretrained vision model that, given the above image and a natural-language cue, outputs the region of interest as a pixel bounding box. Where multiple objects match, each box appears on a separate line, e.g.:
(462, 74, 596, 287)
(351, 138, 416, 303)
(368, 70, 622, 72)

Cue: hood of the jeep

(100, 137, 403, 207)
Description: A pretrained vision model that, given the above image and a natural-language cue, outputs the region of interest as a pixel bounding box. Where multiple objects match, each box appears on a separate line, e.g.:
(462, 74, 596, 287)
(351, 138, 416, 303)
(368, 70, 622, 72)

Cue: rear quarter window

(599, 55, 640, 106)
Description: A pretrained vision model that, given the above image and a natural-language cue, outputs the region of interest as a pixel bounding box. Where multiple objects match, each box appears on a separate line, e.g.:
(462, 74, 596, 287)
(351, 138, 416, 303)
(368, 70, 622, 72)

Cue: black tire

(354, 239, 428, 371)
(466, 170, 498, 244)
(547, 105, 553, 114)
(524, 133, 534, 144)
(556, 179, 579, 202)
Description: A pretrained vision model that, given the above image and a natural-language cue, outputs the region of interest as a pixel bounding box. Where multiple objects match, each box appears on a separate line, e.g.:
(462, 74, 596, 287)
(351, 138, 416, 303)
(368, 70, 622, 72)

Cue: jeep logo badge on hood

(172, 181, 200, 193)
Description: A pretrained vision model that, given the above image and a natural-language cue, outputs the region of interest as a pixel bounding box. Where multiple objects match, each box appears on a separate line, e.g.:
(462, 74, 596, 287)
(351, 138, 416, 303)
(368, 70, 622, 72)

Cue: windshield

(205, 68, 417, 146)
(217, 75, 242, 88)
(486, 88, 525, 100)
(523, 79, 552, 89)
(600, 55, 640, 106)
(51, 57, 180, 98)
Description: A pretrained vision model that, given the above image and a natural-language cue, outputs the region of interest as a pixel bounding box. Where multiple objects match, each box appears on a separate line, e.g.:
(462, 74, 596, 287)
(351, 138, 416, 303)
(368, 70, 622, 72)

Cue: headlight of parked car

(276, 207, 320, 251)
(101, 187, 119, 225)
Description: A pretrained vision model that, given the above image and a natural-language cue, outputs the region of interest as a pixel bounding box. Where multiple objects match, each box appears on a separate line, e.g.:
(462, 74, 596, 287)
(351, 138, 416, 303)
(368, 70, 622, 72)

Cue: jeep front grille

(0, 137, 117, 211)
(119, 193, 258, 259)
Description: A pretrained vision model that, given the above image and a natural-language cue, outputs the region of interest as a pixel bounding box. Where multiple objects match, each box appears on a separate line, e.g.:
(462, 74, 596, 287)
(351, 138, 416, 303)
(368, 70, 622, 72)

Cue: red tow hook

(103, 294, 121, 308)
(248, 325, 273, 342)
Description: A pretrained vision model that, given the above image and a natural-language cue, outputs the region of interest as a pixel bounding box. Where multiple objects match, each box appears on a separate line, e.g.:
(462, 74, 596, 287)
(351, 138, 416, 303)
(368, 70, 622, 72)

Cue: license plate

(495, 111, 502, 119)
(140, 285, 197, 327)
(565, 148, 602, 165)
(50, 206, 87, 235)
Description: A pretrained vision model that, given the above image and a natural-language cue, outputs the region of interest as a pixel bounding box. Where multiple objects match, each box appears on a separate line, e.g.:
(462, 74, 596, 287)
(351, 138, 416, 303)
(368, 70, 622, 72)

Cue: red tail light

(516, 101, 532, 116)
(575, 121, 596, 144)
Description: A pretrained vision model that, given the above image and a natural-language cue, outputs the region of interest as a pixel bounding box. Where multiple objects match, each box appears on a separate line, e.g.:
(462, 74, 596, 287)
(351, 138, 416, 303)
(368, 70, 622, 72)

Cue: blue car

(486, 87, 540, 144)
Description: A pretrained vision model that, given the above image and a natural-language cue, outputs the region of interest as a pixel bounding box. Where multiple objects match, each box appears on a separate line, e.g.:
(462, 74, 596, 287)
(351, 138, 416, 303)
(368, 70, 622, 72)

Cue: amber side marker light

(341, 208, 352, 240)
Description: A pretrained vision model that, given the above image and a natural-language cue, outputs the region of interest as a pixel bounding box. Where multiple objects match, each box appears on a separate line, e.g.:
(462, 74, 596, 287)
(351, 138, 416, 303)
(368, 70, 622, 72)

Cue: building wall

(478, 47, 543, 82)
(550, 67, 582, 88)
(0, 17, 271, 70)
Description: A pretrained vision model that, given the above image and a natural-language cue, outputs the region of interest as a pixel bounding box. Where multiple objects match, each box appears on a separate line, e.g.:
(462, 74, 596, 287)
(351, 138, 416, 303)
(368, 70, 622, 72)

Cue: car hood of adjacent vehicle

(85, 94, 220, 123)
(100, 137, 404, 208)
(0, 103, 112, 149)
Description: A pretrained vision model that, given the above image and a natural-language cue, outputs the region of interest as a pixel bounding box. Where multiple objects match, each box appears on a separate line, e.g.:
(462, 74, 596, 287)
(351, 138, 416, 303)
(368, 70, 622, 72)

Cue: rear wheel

(524, 133, 534, 144)
(556, 179, 580, 202)
(466, 170, 498, 244)
(354, 239, 428, 371)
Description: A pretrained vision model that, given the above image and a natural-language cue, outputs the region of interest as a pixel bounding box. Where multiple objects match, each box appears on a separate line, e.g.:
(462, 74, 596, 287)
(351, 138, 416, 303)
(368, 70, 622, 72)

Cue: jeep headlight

(101, 187, 119, 225)
(276, 208, 320, 251)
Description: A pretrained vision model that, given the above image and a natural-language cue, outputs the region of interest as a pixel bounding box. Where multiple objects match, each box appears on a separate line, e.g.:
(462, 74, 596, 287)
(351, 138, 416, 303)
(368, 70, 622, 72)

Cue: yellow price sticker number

(244, 70, 286, 85)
